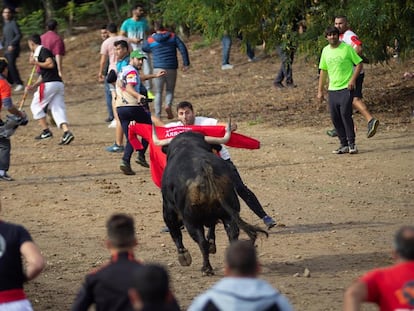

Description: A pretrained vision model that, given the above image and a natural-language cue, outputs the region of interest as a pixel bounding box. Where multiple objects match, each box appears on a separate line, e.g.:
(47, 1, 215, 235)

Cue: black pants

(328, 89, 355, 146)
(5, 50, 23, 85)
(225, 159, 267, 219)
(0, 137, 11, 171)
(117, 105, 152, 164)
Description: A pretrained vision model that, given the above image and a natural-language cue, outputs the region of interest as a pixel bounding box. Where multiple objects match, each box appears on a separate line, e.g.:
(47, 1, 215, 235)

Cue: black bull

(157, 130, 268, 275)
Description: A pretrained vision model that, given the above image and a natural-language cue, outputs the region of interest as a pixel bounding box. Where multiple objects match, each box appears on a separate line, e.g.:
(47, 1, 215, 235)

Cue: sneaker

(326, 129, 338, 137)
(14, 84, 24, 92)
(263, 216, 276, 229)
(248, 57, 258, 62)
(108, 119, 117, 128)
(221, 64, 234, 70)
(332, 145, 349, 154)
(104, 117, 114, 123)
(135, 154, 150, 168)
(286, 83, 297, 88)
(273, 82, 284, 89)
(35, 129, 53, 140)
(120, 161, 135, 175)
(59, 131, 74, 145)
(349, 144, 358, 154)
(106, 143, 124, 153)
(367, 118, 379, 138)
(0, 172, 13, 181)
(147, 90, 155, 100)
(165, 106, 174, 119)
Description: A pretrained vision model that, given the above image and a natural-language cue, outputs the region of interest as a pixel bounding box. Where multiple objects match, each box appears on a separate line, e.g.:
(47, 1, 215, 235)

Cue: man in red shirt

(0, 57, 28, 180)
(343, 225, 414, 311)
(41, 19, 65, 78)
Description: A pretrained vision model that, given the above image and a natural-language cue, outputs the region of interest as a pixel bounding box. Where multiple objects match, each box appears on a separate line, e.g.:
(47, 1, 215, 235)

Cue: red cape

(129, 124, 260, 188)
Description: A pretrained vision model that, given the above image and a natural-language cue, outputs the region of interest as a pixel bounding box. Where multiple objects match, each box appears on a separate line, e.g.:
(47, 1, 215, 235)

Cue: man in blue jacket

(142, 21, 190, 119)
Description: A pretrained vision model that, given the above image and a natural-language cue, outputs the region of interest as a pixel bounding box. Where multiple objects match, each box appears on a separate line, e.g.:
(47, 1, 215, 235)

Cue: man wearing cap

(116, 50, 165, 175)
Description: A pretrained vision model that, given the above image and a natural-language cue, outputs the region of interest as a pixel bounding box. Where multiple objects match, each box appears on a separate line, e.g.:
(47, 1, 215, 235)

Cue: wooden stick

(18, 65, 36, 110)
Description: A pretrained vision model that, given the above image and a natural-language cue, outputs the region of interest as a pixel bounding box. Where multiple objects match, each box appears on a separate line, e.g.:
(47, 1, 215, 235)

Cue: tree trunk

(41, 0, 53, 21)
(102, 0, 113, 23)
(111, 0, 121, 22)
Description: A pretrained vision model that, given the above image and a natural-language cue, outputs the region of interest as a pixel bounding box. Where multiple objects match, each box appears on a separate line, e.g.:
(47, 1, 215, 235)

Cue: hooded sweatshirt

(188, 277, 294, 311)
(142, 31, 189, 69)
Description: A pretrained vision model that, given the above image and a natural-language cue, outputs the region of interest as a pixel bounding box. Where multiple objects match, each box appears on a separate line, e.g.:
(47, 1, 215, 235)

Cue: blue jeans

(246, 42, 255, 60)
(274, 45, 294, 84)
(153, 68, 177, 118)
(104, 79, 114, 120)
(222, 35, 255, 64)
(221, 35, 232, 65)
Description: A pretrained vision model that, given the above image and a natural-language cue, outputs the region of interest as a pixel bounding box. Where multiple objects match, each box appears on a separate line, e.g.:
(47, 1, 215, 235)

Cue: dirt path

(1, 31, 413, 310)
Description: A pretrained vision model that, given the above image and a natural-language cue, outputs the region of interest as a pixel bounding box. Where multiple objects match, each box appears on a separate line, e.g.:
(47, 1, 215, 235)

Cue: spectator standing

(98, 24, 129, 152)
(142, 21, 190, 119)
(1, 7, 23, 91)
(105, 39, 131, 154)
(327, 15, 379, 139)
(317, 26, 362, 154)
(128, 264, 181, 311)
(41, 19, 65, 79)
(0, 57, 28, 181)
(273, 43, 296, 88)
(71, 213, 143, 311)
(221, 32, 256, 70)
(98, 23, 127, 127)
(343, 225, 414, 311)
(98, 25, 113, 123)
(188, 240, 294, 311)
(27, 34, 74, 145)
(163, 101, 277, 229)
(120, 3, 152, 93)
(0, 199, 45, 310)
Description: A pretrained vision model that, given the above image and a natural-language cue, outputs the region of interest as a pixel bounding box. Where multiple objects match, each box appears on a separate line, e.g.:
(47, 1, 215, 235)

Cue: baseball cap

(130, 50, 147, 59)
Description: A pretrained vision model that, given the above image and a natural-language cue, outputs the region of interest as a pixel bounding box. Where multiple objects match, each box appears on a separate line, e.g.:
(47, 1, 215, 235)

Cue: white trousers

(30, 81, 69, 128)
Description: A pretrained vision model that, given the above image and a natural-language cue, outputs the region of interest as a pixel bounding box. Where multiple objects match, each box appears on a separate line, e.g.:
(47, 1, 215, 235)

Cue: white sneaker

(221, 64, 234, 70)
(14, 84, 24, 92)
(108, 119, 117, 128)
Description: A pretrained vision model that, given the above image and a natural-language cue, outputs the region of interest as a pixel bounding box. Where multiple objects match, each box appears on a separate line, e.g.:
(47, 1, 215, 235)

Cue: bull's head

(152, 119, 232, 146)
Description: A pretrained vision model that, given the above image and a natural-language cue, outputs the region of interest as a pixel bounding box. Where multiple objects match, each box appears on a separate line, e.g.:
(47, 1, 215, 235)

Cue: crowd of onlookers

(2, 204, 414, 310)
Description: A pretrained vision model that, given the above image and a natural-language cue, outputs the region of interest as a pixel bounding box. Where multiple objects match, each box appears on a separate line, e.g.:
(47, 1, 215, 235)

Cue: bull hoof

(178, 249, 192, 266)
(208, 239, 216, 254)
(202, 268, 215, 276)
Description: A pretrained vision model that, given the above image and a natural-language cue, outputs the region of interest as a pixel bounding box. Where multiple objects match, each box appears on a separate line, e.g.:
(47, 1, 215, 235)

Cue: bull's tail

(219, 197, 269, 241)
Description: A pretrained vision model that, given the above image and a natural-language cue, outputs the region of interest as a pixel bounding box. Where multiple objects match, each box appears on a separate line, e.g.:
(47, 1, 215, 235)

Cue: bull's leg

(163, 209, 192, 266)
(185, 224, 214, 276)
(222, 217, 240, 242)
(206, 225, 216, 254)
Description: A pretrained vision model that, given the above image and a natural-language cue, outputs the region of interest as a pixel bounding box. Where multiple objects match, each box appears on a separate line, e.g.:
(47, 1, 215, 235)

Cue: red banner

(128, 124, 260, 188)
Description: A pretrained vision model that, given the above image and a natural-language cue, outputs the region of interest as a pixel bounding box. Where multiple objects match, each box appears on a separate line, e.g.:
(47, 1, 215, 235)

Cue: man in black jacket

(71, 213, 143, 311)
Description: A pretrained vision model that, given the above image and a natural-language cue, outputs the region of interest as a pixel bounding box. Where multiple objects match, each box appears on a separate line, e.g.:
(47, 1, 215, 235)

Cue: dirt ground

(2, 31, 413, 310)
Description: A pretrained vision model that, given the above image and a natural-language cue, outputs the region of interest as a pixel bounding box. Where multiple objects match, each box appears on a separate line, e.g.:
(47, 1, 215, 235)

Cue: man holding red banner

(163, 101, 276, 229)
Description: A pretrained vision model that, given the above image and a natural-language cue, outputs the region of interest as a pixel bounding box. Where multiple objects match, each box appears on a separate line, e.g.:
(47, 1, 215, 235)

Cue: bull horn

(204, 118, 232, 145)
(152, 124, 173, 146)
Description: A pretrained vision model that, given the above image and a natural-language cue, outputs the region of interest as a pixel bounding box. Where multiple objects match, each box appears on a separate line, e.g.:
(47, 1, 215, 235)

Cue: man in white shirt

(163, 101, 277, 229)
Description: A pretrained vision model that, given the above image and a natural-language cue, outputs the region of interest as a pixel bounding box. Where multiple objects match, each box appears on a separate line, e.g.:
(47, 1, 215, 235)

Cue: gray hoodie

(188, 277, 294, 311)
